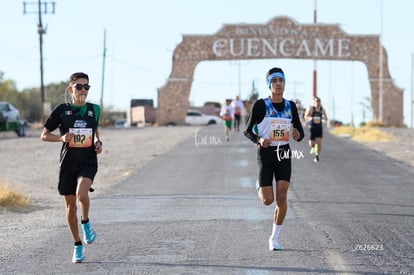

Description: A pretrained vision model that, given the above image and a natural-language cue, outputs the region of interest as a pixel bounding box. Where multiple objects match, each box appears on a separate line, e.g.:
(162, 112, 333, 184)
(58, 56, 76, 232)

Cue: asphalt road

(1, 125, 413, 274)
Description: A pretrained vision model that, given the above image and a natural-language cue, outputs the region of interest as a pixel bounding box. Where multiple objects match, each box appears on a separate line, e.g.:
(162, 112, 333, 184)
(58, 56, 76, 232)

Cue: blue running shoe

(82, 221, 97, 244)
(268, 238, 282, 251)
(72, 245, 84, 263)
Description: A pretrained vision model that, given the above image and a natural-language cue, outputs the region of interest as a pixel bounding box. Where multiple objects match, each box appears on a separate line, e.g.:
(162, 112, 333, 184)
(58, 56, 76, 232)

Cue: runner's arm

(322, 108, 328, 121)
(304, 106, 312, 122)
(243, 99, 265, 144)
(40, 127, 64, 142)
(290, 101, 305, 142)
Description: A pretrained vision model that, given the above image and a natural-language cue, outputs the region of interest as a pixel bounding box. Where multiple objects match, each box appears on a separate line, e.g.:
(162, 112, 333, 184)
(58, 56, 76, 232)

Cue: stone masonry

(157, 16, 403, 126)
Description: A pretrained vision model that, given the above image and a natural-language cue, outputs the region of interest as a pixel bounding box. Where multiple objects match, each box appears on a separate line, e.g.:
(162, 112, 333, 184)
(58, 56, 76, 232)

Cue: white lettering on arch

(279, 39, 294, 56)
(314, 39, 334, 57)
(247, 38, 261, 57)
(211, 38, 352, 58)
(262, 39, 278, 56)
(295, 40, 312, 57)
(338, 39, 351, 57)
(212, 39, 227, 56)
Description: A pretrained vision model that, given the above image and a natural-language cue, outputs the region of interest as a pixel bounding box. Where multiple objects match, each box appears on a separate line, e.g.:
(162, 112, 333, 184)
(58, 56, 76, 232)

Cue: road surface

(1, 125, 412, 274)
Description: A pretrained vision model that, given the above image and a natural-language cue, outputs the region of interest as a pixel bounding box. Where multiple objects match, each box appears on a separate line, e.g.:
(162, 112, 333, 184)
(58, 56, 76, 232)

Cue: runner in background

(304, 96, 328, 162)
(231, 95, 245, 132)
(220, 99, 235, 141)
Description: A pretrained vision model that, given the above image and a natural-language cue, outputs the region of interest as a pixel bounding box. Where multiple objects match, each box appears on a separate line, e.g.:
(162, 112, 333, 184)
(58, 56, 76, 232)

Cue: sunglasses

(73, 84, 91, 91)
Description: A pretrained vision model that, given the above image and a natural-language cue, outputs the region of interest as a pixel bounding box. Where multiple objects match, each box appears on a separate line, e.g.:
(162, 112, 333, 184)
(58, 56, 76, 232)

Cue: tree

(248, 80, 259, 101)
(45, 81, 69, 109)
(359, 96, 372, 125)
(20, 88, 41, 122)
(0, 71, 70, 122)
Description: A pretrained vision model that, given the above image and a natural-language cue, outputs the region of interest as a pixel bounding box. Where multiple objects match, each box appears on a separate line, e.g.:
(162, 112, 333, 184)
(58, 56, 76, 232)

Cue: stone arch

(157, 16, 403, 126)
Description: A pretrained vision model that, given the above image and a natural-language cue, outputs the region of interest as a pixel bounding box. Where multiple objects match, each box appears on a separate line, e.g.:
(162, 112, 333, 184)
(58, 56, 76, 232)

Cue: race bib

(235, 107, 241, 115)
(269, 119, 290, 142)
(68, 128, 93, 148)
(224, 111, 232, 121)
(313, 116, 321, 124)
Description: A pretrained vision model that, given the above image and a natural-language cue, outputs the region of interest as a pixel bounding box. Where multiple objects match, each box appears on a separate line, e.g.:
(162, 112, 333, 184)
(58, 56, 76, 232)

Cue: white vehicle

(185, 110, 221, 126)
(0, 102, 20, 123)
(0, 102, 25, 137)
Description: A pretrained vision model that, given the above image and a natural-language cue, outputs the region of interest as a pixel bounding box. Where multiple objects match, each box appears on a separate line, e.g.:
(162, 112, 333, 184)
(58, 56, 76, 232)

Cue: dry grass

(0, 181, 31, 208)
(330, 126, 394, 142)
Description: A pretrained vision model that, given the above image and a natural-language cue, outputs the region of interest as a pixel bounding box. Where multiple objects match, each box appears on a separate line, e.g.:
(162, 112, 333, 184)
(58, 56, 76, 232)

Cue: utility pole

(238, 61, 241, 98)
(100, 29, 107, 112)
(23, 1, 55, 122)
(378, 0, 384, 123)
(312, 0, 318, 98)
(411, 53, 413, 128)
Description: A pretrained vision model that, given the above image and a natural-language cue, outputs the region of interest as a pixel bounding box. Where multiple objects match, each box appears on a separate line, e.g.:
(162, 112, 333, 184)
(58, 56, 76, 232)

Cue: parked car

(0, 102, 25, 137)
(185, 109, 221, 125)
(114, 118, 127, 128)
(0, 102, 20, 123)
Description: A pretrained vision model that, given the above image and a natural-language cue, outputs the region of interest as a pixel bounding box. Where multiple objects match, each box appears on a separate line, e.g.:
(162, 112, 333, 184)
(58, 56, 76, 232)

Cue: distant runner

(304, 96, 328, 162)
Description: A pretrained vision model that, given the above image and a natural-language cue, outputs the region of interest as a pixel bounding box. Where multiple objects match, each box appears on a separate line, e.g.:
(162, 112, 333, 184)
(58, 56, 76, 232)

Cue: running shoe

(72, 245, 84, 263)
(310, 146, 315, 154)
(81, 221, 97, 244)
(268, 238, 282, 251)
(314, 155, 319, 162)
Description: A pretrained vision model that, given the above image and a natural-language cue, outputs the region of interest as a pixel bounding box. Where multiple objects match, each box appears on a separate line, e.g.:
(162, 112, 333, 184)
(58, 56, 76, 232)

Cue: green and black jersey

(44, 103, 100, 168)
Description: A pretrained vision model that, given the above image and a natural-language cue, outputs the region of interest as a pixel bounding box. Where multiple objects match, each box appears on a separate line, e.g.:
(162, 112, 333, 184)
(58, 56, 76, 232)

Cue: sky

(1, 0, 413, 127)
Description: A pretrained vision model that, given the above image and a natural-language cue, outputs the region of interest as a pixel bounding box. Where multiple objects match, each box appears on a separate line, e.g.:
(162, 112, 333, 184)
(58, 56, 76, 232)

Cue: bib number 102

(73, 134, 86, 144)
(68, 128, 93, 148)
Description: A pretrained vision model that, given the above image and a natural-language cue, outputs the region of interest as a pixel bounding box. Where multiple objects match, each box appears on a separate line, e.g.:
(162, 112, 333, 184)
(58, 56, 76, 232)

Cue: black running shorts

(256, 144, 292, 187)
(58, 158, 97, 195)
(310, 126, 323, 140)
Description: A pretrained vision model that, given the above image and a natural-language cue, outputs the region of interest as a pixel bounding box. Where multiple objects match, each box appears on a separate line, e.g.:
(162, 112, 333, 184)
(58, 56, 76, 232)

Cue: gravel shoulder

(346, 127, 414, 168)
(0, 126, 199, 209)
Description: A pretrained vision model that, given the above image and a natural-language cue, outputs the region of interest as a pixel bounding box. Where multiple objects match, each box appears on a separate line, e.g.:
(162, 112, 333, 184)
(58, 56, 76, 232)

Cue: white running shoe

(268, 238, 282, 251)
